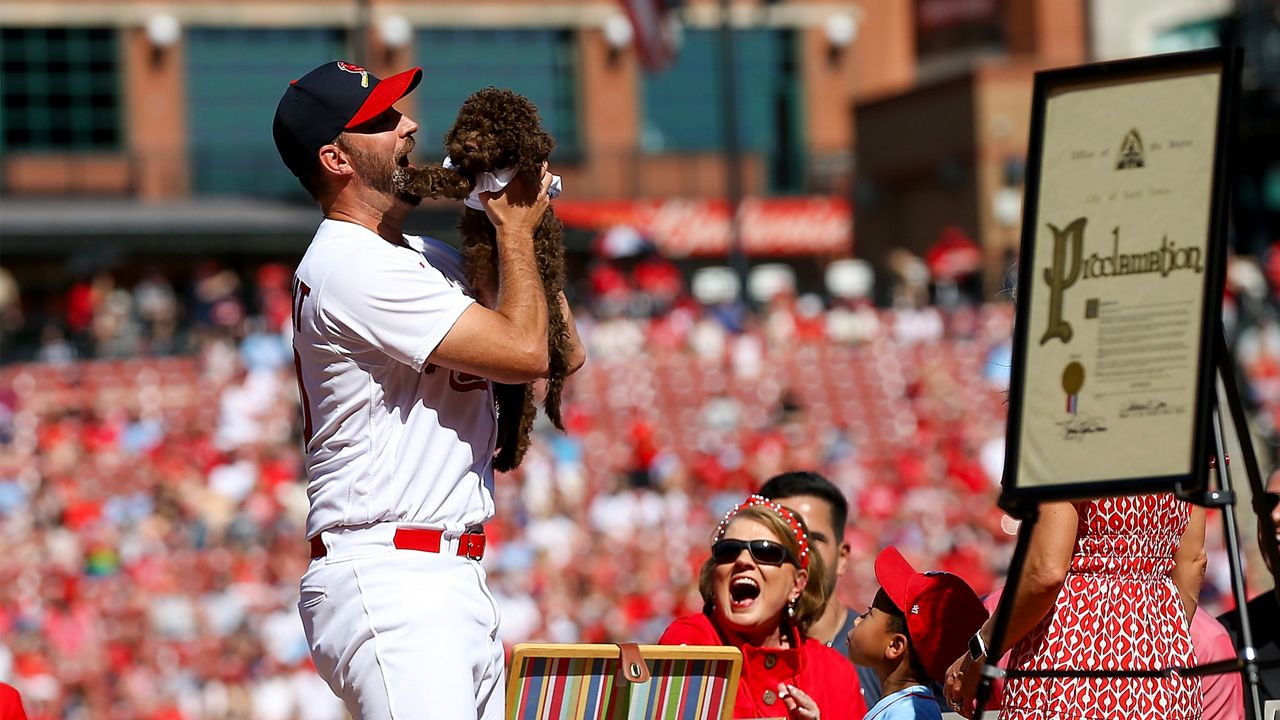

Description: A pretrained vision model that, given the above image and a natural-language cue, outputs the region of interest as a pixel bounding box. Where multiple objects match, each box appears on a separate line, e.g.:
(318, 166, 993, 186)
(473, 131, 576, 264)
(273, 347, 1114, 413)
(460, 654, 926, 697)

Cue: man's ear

(318, 143, 354, 177)
(836, 541, 851, 578)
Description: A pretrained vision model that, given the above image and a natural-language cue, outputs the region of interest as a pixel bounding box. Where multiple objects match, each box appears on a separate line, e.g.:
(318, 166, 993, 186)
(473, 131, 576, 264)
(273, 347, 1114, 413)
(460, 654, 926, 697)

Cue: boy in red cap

(847, 547, 989, 719)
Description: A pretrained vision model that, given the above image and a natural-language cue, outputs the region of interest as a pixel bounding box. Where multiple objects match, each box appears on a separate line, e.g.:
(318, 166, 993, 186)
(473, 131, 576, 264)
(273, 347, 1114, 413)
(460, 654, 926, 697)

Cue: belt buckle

(460, 532, 485, 561)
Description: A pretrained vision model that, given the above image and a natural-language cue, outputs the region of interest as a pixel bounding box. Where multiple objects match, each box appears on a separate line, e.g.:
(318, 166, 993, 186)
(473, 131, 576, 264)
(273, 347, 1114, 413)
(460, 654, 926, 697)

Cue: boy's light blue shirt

(864, 684, 942, 720)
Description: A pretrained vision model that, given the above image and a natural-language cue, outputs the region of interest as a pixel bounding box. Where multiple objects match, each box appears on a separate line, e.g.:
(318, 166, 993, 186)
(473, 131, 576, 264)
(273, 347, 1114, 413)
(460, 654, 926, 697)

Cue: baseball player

(272, 61, 585, 719)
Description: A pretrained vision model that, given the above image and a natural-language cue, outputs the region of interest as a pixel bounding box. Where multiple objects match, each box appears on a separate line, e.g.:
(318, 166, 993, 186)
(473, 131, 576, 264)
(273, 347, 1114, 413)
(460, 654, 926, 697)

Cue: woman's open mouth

(729, 576, 761, 609)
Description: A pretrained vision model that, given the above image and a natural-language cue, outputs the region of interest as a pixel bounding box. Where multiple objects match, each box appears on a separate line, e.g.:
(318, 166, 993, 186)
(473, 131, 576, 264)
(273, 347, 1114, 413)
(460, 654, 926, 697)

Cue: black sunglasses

(712, 539, 797, 567)
(1262, 492, 1280, 513)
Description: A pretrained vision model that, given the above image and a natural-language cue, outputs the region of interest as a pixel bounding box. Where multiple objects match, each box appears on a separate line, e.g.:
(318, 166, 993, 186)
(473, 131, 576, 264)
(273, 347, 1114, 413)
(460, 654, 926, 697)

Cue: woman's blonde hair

(697, 504, 829, 636)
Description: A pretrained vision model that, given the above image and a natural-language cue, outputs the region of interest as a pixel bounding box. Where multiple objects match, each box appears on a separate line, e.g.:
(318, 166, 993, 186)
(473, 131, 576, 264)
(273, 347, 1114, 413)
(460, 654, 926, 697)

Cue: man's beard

(340, 138, 422, 206)
(388, 167, 422, 206)
(388, 134, 421, 204)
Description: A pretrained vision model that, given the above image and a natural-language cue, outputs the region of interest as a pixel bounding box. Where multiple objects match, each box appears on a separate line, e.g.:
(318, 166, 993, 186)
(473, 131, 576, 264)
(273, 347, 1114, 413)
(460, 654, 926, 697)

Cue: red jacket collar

(703, 609, 809, 674)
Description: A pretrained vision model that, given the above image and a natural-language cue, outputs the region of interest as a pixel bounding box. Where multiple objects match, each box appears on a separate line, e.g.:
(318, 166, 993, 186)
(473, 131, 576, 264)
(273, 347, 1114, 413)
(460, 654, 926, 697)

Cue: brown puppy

(394, 87, 569, 472)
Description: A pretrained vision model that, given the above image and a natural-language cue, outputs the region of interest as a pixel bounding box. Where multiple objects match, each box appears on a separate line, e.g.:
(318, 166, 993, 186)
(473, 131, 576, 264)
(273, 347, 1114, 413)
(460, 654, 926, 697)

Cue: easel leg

(972, 500, 1039, 719)
(1212, 339, 1265, 720)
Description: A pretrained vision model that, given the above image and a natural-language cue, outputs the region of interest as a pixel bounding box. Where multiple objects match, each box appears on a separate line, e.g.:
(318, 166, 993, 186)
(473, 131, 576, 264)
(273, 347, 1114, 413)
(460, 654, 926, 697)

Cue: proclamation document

(1014, 61, 1226, 491)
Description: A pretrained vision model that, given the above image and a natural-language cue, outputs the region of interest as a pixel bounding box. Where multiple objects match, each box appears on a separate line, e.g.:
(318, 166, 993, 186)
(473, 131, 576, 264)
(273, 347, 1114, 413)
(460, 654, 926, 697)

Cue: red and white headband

(714, 494, 810, 569)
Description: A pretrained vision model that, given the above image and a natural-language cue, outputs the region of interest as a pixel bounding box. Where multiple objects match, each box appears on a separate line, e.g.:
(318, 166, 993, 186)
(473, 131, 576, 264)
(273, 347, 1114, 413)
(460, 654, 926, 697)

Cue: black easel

(970, 332, 1270, 720)
(962, 44, 1254, 717)
(1202, 331, 1276, 719)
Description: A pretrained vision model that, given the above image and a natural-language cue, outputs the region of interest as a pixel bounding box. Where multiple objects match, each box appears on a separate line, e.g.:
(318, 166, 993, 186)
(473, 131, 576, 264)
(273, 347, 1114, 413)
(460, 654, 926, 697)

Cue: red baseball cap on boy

(875, 546, 989, 683)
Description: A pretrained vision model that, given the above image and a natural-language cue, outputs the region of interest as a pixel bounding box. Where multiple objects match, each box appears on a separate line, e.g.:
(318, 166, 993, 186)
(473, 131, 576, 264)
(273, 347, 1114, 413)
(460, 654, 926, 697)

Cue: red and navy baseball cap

(875, 546, 989, 683)
(272, 61, 422, 178)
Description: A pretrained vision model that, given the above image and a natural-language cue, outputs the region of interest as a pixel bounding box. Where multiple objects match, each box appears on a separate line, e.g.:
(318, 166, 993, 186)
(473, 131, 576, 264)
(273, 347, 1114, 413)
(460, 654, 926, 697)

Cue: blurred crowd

(1, 243, 1277, 718)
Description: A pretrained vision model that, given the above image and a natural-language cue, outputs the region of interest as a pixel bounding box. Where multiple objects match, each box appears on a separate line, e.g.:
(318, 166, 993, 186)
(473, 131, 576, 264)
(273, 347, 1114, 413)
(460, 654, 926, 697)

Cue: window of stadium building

(0, 27, 121, 152)
(641, 29, 804, 193)
(1151, 18, 1224, 54)
(413, 29, 581, 161)
(184, 27, 345, 198)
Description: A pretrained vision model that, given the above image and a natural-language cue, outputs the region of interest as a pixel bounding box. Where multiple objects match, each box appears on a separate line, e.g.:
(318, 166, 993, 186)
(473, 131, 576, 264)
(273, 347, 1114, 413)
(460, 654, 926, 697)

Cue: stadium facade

(1, 0, 1256, 298)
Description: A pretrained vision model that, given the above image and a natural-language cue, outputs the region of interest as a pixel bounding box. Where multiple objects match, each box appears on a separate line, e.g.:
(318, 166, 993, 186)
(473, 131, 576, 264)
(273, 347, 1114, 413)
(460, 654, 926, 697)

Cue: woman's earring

(786, 600, 796, 618)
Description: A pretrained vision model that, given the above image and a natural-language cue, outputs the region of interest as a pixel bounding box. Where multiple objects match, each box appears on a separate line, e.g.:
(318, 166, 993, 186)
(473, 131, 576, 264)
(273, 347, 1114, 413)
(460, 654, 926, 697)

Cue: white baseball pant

(299, 523, 505, 719)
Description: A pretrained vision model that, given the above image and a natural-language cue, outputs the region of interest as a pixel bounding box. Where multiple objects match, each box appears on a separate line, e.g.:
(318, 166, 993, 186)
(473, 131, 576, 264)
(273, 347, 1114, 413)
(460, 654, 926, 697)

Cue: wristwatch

(967, 631, 989, 662)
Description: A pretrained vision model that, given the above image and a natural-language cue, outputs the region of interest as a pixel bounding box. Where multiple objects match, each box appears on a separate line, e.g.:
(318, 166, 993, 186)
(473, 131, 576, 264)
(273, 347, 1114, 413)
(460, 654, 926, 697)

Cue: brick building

(13, 0, 1231, 299)
(853, 0, 1255, 297)
(0, 0, 914, 200)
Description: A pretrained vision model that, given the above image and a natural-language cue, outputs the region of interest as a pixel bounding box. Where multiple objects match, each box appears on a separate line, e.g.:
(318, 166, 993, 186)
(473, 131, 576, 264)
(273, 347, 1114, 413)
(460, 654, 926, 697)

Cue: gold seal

(1062, 361, 1085, 396)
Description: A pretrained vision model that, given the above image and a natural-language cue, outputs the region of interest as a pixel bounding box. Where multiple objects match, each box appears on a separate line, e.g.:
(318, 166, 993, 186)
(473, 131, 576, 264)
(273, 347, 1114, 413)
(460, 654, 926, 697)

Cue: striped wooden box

(507, 644, 743, 720)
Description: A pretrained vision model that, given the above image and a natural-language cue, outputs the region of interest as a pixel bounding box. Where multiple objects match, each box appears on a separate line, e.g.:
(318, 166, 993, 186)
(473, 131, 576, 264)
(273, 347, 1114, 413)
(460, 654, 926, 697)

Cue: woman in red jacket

(0, 683, 28, 720)
(660, 495, 864, 720)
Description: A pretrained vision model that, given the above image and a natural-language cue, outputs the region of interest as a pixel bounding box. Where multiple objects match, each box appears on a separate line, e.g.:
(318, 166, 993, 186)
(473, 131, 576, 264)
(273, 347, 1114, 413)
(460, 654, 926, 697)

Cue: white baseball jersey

(291, 218, 497, 539)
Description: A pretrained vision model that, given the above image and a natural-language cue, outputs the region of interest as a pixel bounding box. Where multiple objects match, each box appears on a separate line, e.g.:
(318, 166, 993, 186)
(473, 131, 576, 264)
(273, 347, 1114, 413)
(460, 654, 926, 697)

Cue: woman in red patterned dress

(944, 495, 1206, 719)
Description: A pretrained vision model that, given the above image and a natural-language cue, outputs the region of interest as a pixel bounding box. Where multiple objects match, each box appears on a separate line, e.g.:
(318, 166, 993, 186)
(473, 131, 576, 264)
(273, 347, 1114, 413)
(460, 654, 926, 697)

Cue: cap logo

(911, 604, 920, 614)
(336, 61, 369, 88)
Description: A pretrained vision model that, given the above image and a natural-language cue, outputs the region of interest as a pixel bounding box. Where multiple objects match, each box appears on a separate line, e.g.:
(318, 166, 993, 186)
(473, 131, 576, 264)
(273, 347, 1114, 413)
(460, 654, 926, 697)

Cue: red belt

(309, 527, 486, 561)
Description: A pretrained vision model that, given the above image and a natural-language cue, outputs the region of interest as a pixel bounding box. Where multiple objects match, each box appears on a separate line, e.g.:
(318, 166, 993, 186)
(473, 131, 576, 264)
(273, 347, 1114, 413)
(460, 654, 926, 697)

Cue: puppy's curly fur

(394, 87, 569, 472)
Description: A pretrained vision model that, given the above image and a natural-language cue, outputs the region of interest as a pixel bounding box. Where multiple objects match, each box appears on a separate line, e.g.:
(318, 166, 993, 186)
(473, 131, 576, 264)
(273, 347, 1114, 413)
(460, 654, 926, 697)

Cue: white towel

(443, 156, 563, 211)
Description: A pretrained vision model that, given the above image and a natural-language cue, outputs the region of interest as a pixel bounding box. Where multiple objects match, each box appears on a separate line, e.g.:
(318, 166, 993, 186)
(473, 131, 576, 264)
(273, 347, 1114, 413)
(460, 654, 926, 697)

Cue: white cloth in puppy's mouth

(442, 156, 563, 211)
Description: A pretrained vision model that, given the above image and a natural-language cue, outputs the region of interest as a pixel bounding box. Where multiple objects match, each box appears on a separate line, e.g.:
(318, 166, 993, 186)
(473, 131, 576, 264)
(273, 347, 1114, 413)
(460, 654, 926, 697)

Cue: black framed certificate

(1002, 48, 1240, 507)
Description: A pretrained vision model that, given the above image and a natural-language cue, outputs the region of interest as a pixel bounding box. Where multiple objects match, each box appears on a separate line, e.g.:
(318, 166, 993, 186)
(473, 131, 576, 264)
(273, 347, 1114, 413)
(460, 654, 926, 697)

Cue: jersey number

(291, 277, 315, 444)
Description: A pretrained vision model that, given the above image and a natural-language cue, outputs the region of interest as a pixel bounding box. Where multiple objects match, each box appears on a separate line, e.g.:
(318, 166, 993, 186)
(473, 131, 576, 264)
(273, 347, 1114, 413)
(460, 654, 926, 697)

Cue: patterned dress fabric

(1000, 494, 1202, 720)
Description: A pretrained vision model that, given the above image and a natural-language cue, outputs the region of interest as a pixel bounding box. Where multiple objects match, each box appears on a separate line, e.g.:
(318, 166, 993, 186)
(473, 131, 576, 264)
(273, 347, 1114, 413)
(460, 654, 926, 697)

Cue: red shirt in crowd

(0, 683, 29, 720)
(659, 611, 865, 720)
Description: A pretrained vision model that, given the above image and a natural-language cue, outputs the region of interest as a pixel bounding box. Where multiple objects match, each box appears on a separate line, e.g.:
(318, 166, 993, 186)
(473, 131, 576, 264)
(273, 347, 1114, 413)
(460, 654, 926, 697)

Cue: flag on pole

(621, 0, 679, 71)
